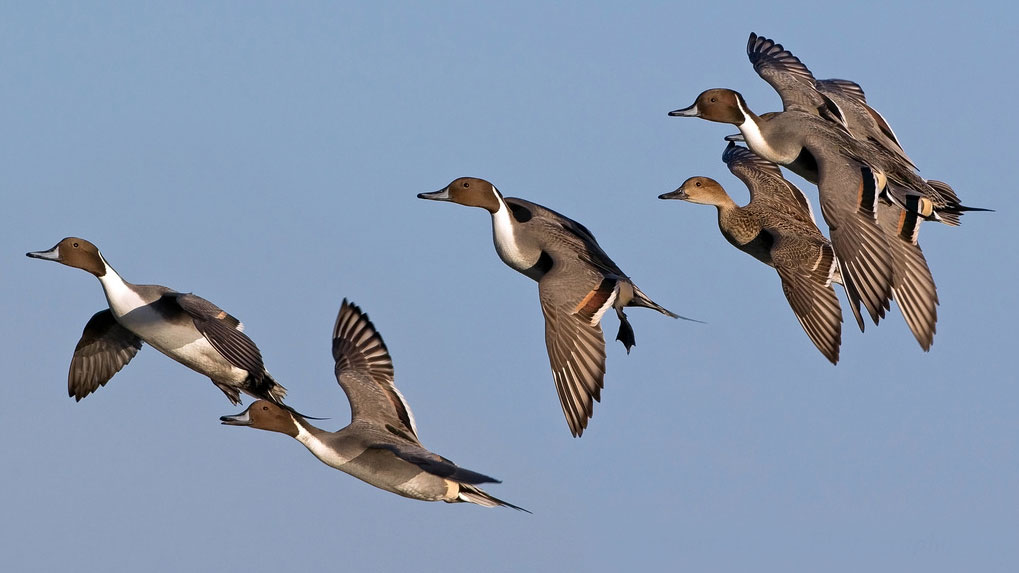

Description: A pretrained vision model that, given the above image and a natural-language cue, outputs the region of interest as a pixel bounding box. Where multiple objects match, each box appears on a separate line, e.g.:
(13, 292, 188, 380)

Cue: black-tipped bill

(220, 410, 253, 426)
(417, 187, 451, 201)
(668, 104, 699, 117)
(658, 189, 687, 200)
(724, 133, 745, 142)
(26, 246, 60, 261)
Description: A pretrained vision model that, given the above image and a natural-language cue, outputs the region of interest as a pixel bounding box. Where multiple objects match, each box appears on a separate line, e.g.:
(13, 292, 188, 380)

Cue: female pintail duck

(418, 177, 682, 437)
(660, 142, 842, 364)
(669, 89, 939, 350)
(744, 32, 986, 224)
(222, 299, 526, 511)
(27, 237, 286, 403)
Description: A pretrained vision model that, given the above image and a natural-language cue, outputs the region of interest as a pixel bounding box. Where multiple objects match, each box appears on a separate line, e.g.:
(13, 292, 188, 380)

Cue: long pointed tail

(456, 484, 530, 513)
(629, 284, 703, 323)
(887, 180, 992, 227)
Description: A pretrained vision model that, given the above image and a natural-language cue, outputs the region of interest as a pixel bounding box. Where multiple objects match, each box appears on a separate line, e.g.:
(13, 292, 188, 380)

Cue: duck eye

(695, 181, 701, 187)
(72, 242, 79, 248)
(462, 182, 470, 188)
(710, 97, 716, 103)
(261, 405, 269, 411)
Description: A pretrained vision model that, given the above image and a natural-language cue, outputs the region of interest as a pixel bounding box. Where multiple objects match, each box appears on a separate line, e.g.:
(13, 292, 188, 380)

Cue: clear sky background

(2, 2, 1014, 571)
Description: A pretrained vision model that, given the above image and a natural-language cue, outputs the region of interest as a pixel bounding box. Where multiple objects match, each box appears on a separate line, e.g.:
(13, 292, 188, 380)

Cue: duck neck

(715, 201, 740, 234)
(490, 197, 538, 275)
(732, 100, 779, 164)
(292, 416, 352, 467)
(291, 415, 324, 442)
(95, 256, 144, 316)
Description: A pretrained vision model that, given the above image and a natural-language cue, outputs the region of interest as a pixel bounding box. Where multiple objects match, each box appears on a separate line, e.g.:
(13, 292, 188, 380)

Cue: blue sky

(2, 2, 1015, 571)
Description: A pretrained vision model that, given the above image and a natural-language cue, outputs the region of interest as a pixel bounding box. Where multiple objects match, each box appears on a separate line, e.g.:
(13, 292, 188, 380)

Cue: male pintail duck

(669, 88, 939, 350)
(418, 177, 682, 437)
(27, 237, 286, 403)
(660, 142, 842, 364)
(222, 299, 526, 511)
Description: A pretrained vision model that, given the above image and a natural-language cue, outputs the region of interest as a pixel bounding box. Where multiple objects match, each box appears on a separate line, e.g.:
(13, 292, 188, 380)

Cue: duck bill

(417, 187, 452, 201)
(668, 103, 699, 117)
(26, 245, 61, 261)
(658, 189, 687, 200)
(220, 409, 253, 426)
(724, 133, 745, 142)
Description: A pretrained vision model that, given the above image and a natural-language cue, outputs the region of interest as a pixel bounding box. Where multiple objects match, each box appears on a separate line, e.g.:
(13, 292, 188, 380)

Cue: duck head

(221, 400, 301, 438)
(418, 177, 502, 213)
(659, 176, 731, 207)
(27, 237, 107, 277)
(669, 88, 751, 126)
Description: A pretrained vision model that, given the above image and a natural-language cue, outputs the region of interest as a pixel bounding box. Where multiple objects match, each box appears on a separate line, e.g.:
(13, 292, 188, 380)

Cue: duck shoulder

(505, 197, 627, 279)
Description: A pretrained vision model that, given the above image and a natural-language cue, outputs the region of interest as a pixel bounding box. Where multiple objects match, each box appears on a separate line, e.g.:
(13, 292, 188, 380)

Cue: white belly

(118, 304, 247, 383)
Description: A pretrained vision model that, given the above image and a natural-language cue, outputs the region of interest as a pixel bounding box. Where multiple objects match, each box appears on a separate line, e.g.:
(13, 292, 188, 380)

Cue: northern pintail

(222, 299, 526, 511)
(660, 142, 842, 363)
(418, 177, 682, 437)
(27, 237, 286, 403)
(669, 89, 939, 349)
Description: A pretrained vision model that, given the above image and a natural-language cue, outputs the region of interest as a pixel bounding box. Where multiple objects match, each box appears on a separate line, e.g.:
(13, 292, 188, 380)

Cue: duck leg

(615, 307, 636, 353)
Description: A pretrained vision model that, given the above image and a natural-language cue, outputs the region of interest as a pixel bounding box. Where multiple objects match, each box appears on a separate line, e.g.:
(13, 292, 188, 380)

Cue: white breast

(734, 98, 786, 163)
(491, 200, 533, 271)
(738, 117, 784, 163)
(98, 263, 149, 318)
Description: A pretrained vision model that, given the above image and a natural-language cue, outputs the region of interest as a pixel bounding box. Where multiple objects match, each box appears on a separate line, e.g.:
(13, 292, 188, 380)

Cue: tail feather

(884, 180, 991, 227)
(929, 202, 993, 227)
(629, 284, 702, 323)
(456, 484, 530, 513)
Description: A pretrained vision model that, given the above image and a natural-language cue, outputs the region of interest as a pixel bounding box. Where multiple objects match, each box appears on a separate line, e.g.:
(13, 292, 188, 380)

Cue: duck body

(222, 300, 525, 510)
(27, 237, 285, 403)
(292, 420, 469, 502)
(419, 177, 681, 437)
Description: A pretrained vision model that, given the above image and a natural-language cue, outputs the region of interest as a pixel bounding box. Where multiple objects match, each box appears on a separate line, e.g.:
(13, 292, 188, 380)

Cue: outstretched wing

(333, 299, 418, 438)
(68, 309, 143, 400)
(813, 154, 893, 327)
(770, 237, 843, 365)
(538, 265, 614, 438)
(747, 32, 826, 114)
